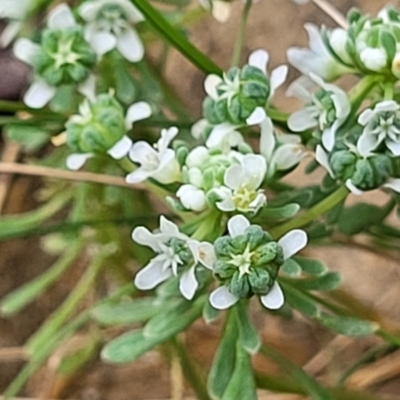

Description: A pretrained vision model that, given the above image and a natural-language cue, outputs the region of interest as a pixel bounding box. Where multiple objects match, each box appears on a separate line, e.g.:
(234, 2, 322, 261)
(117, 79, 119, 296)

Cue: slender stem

(130, 0, 222, 75)
(0, 162, 144, 189)
(269, 185, 349, 238)
(231, 0, 253, 67)
(310, 0, 348, 28)
(384, 82, 394, 100)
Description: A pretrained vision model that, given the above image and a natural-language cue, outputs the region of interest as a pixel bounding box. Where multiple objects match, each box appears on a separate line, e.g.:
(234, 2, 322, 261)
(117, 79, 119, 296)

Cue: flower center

(97, 5, 128, 35)
(52, 39, 81, 69)
(229, 245, 254, 278)
(232, 184, 258, 211)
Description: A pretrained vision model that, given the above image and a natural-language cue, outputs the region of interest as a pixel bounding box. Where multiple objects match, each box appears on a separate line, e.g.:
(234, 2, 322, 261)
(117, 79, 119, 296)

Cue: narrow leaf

(235, 302, 261, 354)
(318, 313, 379, 336)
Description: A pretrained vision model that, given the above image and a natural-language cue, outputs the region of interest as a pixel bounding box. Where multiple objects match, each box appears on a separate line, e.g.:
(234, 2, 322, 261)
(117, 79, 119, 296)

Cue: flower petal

(126, 101, 152, 127)
(13, 38, 40, 65)
(129, 141, 157, 164)
(204, 74, 223, 99)
(88, 31, 117, 56)
(321, 126, 335, 152)
(248, 49, 269, 74)
(345, 179, 364, 196)
(288, 108, 317, 131)
(78, 2, 101, 21)
(260, 281, 284, 310)
(134, 259, 173, 290)
(24, 80, 56, 109)
(132, 226, 162, 252)
(190, 241, 216, 269)
(357, 132, 379, 156)
(315, 145, 334, 177)
(260, 117, 275, 160)
(47, 4, 76, 29)
(272, 144, 305, 171)
(1, 21, 22, 47)
(116, 27, 144, 62)
(270, 65, 288, 94)
(107, 135, 132, 159)
(278, 229, 307, 259)
(224, 164, 244, 190)
(227, 214, 250, 237)
(66, 153, 93, 170)
(160, 215, 183, 238)
(206, 123, 238, 148)
(358, 108, 375, 126)
(209, 286, 239, 310)
(126, 168, 152, 183)
(77, 74, 96, 101)
(386, 140, 400, 156)
(383, 178, 400, 193)
(246, 106, 266, 125)
(179, 266, 198, 300)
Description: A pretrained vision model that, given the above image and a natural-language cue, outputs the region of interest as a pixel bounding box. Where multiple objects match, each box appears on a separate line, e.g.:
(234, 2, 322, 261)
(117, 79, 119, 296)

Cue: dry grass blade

(0, 142, 20, 214)
(0, 162, 145, 190)
(0, 347, 29, 361)
(311, 0, 348, 28)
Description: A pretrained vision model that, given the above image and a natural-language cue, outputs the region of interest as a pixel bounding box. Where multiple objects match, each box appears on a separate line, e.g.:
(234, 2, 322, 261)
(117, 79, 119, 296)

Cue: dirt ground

(1, 0, 400, 399)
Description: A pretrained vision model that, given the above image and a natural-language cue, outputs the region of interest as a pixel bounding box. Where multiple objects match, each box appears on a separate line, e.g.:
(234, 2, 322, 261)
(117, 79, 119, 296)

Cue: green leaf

(6, 124, 50, 151)
(318, 313, 379, 336)
(261, 203, 300, 220)
(91, 297, 175, 326)
(130, 0, 221, 75)
(282, 284, 320, 318)
(338, 202, 393, 235)
(281, 259, 302, 277)
(203, 300, 220, 324)
(380, 31, 396, 61)
(289, 272, 341, 292)
(235, 302, 261, 355)
(294, 257, 327, 276)
(208, 311, 238, 400)
(221, 342, 257, 400)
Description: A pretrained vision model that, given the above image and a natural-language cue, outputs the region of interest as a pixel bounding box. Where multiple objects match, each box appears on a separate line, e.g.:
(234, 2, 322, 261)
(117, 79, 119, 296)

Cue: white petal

(358, 108, 375, 126)
(1, 21, 22, 47)
(160, 215, 182, 238)
(278, 229, 307, 259)
(126, 101, 152, 127)
(273, 144, 305, 171)
(179, 266, 198, 300)
(345, 179, 364, 196)
(88, 31, 117, 56)
(107, 135, 132, 159)
(260, 117, 275, 160)
(286, 76, 313, 102)
(129, 141, 157, 163)
(216, 195, 235, 212)
(224, 164, 244, 190)
(321, 127, 335, 152)
(288, 108, 317, 131)
(246, 107, 266, 125)
(13, 38, 40, 65)
(78, 2, 101, 21)
(206, 123, 238, 148)
(177, 185, 206, 211)
(227, 214, 250, 237)
(132, 226, 162, 251)
(66, 153, 93, 170)
(190, 241, 216, 269)
(386, 140, 400, 156)
(315, 145, 334, 177)
(158, 127, 179, 153)
(24, 80, 57, 108)
(357, 133, 379, 156)
(47, 4, 76, 29)
(375, 100, 399, 113)
(209, 286, 238, 310)
(260, 281, 284, 310)
(270, 65, 288, 94)
(126, 168, 152, 183)
(204, 74, 223, 99)
(77, 74, 96, 101)
(116, 27, 144, 62)
(248, 49, 269, 74)
(134, 260, 172, 290)
(360, 48, 387, 71)
(242, 154, 267, 188)
(383, 178, 400, 193)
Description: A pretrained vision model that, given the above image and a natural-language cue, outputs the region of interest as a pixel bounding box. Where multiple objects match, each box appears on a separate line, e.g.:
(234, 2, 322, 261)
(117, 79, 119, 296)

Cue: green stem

(231, 0, 253, 67)
(26, 253, 106, 354)
(269, 185, 349, 238)
(130, 0, 222, 75)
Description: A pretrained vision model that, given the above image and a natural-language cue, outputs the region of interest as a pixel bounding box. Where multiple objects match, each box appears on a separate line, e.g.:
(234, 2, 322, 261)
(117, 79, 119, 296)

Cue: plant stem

(231, 0, 253, 67)
(130, 0, 222, 75)
(269, 185, 349, 238)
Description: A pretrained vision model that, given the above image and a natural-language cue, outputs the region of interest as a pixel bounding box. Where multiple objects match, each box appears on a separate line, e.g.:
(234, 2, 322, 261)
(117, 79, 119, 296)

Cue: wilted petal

(211, 0, 231, 22)
(248, 49, 269, 74)
(260, 281, 284, 309)
(209, 286, 238, 310)
(66, 153, 93, 170)
(134, 260, 172, 290)
(246, 106, 266, 125)
(116, 27, 144, 62)
(126, 101, 152, 127)
(13, 38, 40, 64)
(24, 80, 56, 108)
(48, 4, 76, 29)
(278, 229, 307, 259)
(107, 135, 132, 159)
(227, 214, 250, 237)
(179, 266, 198, 300)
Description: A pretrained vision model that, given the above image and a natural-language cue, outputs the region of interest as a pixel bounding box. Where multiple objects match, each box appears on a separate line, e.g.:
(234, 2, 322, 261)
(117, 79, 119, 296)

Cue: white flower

(79, 0, 144, 62)
(126, 127, 181, 184)
(357, 101, 400, 157)
(0, 0, 30, 47)
(13, 4, 98, 109)
(214, 154, 267, 213)
(209, 215, 308, 310)
(287, 73, 350, 151)
(205, 49, 288, 148)
(260, 117, 307, 175)
(133, 216, 216, 300)
(176, 184, 207, 212)
(67, 100, 151, 170)
(287, 23, 353, 80)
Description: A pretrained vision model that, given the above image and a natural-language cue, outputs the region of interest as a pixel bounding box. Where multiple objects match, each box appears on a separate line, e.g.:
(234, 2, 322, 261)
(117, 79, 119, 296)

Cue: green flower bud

(66, 94, 126, 154)
(351, 154, 393, 189)
(33, 27, 96, 86)
(248, 268, 271, 295)
(245, 225, 271, 251)
(255, 241, 283, 266)
(169, 238, 192, 264)
(214, 236, 235, 258)
(214, 260, 236, 279)
(330, 150, 358, 181)
(229, 271, 252, 298)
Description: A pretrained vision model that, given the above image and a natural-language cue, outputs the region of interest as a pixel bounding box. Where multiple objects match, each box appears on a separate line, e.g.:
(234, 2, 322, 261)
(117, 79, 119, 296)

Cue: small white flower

(176, 184, 207, 212)
(287, 23, 353, 81)
(133, 216, 215, 300)
(127, 127, 181, 184)
(357, 100, 400, 157)
(287, 73, 350, 151)
(209, 215, 308, 310)
(79, 0, 144, 62)
(214, 154, 267, 213)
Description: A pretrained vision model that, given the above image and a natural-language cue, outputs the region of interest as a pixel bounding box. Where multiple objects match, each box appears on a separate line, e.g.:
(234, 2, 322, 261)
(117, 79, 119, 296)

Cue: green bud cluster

(167, 238, 192, 265)
(203, 66, 270, 125)
(314, 89, 337, 127)
(214, 225, 284, 299)
(66, 94, 126, 154)
(33, 27, 97, 86)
